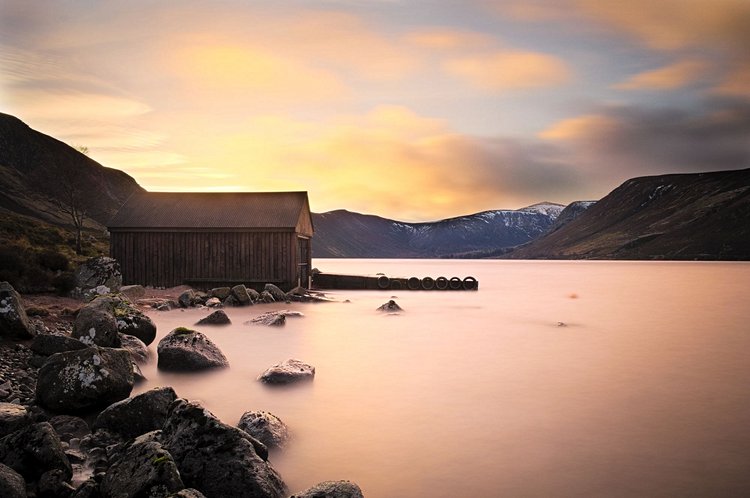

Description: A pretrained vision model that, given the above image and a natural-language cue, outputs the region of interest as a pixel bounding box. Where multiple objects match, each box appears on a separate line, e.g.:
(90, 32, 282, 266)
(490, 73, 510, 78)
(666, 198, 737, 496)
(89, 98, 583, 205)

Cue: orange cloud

(613, 59, 710, 90)
(444, 50, 572, 91)
(172, 42, 348, 101)
(575, 0, 750, 53)
(128, 106, 578, 220)
(538, 114, 619, 141)
(714, 63, 750, 98)
(406, 29, 495, 51)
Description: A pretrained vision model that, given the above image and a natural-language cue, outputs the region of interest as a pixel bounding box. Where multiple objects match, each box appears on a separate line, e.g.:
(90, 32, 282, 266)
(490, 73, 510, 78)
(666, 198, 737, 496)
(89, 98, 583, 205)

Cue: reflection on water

(135, 260, 750, 497)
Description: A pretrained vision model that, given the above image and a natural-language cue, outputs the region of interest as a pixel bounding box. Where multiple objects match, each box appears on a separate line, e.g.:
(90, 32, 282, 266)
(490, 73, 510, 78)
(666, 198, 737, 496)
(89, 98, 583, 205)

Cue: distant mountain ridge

(311, 202, 568, 258)
(505, 169, 750, 260)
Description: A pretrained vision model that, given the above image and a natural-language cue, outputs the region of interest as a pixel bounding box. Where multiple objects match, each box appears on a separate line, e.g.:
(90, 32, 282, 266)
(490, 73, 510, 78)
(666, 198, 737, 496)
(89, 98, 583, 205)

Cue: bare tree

(34, 145, 104, 255)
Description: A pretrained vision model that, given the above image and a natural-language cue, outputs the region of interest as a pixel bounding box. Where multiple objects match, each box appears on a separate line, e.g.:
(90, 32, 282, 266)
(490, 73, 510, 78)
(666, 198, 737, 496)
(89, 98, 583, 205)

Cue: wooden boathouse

(107, 191, 313, 290)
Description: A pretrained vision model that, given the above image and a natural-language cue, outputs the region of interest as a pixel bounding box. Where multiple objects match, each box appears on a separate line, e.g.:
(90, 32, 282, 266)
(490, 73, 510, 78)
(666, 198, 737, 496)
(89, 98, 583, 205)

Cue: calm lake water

(136, 259, 750, 497)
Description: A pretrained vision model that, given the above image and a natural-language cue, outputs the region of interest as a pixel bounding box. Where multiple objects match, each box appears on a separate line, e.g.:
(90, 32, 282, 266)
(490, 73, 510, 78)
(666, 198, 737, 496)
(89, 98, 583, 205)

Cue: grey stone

(48, 415, 90, 442)
(157, 328, 229, 371)
(119, 285, 145, 300)
(0, 463, 26, 498)
(74, 257, 122, 300)
(100, 439, 183, 498)
(118, 333, 149, 364)
(247, 310, 303, 327)
(209, 287, 231, 300)
(205, 297, 222, 308)
(169, 489, 206, 498)
(289, 480, 364, 498)
(72, 307, 120, 348)
(162, 399, 285, 498)
(231, 285, 252, 306)
(115, 312, 156, 346)
(178, 290, 195, 308)
(31, 333, 87, 356)
(0, 403, 30, 438)
(0, 422, 72, 482)
(195, 310, 231, 326)
(258, 359, 315, 385)
(0, 281, 33, 340)
(259, 291, 275, 303)
(377, 300, 402, 312)
(264, 284, 287, 302)
(93, 387, 177, 440)
(38, 468, 76, 498)
(237, 411, 290, 449)
(36, 347, 134, 413)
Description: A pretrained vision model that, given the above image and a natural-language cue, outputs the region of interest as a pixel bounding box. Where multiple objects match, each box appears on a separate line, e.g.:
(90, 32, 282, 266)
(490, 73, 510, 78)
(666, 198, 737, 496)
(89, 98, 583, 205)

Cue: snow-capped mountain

(311, 202, 566, 258)
(506, 169, 750, 260)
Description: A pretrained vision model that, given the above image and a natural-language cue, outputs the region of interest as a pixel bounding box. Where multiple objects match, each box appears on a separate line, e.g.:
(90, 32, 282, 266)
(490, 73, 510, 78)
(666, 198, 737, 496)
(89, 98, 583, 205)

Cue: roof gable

(108, 191, 310, 230)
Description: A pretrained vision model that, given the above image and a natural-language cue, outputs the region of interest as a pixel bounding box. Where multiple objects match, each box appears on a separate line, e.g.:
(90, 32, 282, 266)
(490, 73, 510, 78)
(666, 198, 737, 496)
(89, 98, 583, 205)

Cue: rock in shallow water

(196, 310, 231, 326)
(258, 359, 315, 385)
(157, 328, 229, 371)
(376, 300, 402, 312)
(162, 399, 286, 498)
(237, 410, 290, 449)
(289, 480, 365, 498)
(118, 333, 149, 364)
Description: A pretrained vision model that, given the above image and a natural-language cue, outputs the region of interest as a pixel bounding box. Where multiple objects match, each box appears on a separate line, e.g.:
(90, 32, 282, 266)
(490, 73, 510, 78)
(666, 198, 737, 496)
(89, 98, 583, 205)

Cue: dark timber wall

(110, 230, 304, 289)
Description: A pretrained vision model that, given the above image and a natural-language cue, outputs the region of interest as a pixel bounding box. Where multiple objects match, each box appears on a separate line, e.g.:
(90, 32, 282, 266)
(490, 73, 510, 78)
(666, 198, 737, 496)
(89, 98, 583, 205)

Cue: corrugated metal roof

(107, 191, 309, 229)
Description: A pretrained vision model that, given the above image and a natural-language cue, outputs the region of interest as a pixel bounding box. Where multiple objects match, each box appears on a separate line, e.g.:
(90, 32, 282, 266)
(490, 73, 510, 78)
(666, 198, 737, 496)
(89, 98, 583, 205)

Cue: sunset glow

(1, 0, 749, 220)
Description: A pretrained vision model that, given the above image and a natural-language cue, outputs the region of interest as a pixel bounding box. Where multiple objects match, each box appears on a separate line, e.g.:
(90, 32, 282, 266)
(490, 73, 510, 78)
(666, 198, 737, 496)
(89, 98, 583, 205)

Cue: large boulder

(93, 387, 177, 440)
(100, 439, 184, 498)
(258, 359, 315, 385)
(0, 422, 72, 482)
(157, 328, 228, 371)
(162, 399, 286, 498)
(0, 403, 31, 438)
(74, 257, 122, 301)
(0, 282, 33, 340)
(237, 411, 290, 449)
(115, 312, 156, 346)
(0, 463, 26, 498)
(289, 481, 365, 498)
(36, 347, 134, 413)
(89, 295, 156, 346)
(72, 307, 120, 348)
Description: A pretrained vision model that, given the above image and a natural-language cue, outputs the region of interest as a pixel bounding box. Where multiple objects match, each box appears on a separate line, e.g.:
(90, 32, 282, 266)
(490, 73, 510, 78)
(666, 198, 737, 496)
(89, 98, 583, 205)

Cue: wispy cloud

(613, 59, 710, 90)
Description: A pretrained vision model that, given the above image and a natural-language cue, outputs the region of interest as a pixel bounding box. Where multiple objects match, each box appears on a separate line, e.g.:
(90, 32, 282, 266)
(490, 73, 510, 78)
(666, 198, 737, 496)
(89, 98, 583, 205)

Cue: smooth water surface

(135, 260, 750, 497)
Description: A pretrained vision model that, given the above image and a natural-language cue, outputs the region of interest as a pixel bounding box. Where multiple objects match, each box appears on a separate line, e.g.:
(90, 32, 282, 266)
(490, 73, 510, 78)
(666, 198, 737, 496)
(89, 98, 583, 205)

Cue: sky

(1, 0, 749, 221)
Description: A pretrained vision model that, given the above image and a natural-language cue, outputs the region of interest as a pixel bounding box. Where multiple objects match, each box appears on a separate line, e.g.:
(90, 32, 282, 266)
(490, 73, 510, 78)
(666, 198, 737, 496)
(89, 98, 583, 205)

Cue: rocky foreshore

(0, 275, 363, 498)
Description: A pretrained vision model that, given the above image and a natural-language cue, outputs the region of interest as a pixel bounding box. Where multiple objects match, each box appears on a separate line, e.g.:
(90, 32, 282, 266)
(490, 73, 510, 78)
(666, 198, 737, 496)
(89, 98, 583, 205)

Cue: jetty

(312, 272, 478, 291)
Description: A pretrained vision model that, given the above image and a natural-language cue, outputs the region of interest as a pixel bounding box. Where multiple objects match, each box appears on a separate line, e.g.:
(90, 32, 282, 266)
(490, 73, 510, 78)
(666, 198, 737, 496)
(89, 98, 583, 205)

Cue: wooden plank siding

(110, 230, 300, 289)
